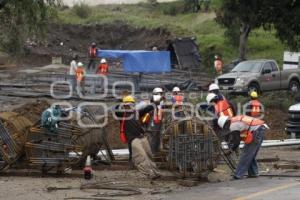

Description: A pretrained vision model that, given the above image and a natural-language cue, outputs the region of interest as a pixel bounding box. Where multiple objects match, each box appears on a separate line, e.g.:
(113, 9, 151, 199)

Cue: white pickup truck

(216, 59, 300, 93)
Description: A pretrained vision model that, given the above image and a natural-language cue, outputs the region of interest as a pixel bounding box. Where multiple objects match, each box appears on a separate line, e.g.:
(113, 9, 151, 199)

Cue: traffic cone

(83, 155, 93, 180)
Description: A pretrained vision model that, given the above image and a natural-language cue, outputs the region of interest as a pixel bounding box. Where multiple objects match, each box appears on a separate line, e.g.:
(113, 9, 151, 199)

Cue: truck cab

(286, 103, 300, 138)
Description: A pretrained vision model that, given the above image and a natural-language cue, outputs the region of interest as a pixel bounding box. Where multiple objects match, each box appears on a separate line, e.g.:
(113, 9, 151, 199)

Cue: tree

(216, 0, 300, 59)
(261, 0, 300, 51)
(0, 0, 60, 54)
(216, 0, 263, 60)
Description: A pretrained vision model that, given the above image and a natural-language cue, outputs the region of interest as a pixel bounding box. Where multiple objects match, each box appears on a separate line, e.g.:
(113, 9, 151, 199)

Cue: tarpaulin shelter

(167, 37, 201, 70)
(97, 50, 171, 73)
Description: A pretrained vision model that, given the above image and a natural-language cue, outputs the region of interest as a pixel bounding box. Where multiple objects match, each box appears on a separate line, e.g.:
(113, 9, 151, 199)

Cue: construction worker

(206, 93, 235, 118)
(41, 105, 61, 133)
(171, 87, 184, 105)
(96, 58, 109, 75)
(140, 87, 165, 154)
(171, 86, 185, 118)
(218, 115, 269, 179)
(113, 95, 160, 179)
(207, 83, 236, 117)
(87, 42, 98, 72)
(206, 92, 236, 138)
(75, 62, 86, 94)
(246, 91, 263, 118)
(214, 55, 223, 75)
(208, 83, 221, 95)
(69, 54, 78, 75)
(69, 54, 78, 92)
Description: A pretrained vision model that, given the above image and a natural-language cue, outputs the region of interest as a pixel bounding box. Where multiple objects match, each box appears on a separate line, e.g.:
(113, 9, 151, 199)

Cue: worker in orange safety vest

(218, 115, 269, 179)
(87, 42, 98, 72)
(75, 62, 86, 94)
(246, 91, 263, 118)
(206, 93, 235, 118)
(96, 58, 109, 75)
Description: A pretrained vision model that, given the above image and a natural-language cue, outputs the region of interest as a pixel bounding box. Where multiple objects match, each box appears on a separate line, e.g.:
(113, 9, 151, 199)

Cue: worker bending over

(218, 115, 269, 179)
(41, 105, 61, 133)
(113, 95, 160, 179)
(246, 91, 263, 118)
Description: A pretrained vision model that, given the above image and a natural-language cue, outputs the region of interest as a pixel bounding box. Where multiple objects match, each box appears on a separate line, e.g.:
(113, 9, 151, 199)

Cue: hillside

(58, 0, 286, 70)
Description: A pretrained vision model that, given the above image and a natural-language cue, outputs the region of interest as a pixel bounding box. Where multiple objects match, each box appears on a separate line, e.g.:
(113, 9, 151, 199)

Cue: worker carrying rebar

(113, 95, 161, 179)
(75, 62, 86, 95)
(218, 115, 269, 179)
(87, 42, 98, 72)
(41, 105, 61, 133)
(96, 58, 109, 75)
(246, 91, 263, 118)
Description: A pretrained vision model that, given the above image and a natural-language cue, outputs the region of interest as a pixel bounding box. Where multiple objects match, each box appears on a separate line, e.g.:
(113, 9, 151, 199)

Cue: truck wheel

(248, 83, 260, 94)
(289, 80, 300, 93)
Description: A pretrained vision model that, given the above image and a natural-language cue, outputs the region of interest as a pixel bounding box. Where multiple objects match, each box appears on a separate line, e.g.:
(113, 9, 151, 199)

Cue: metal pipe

(221, 139, 300, 149)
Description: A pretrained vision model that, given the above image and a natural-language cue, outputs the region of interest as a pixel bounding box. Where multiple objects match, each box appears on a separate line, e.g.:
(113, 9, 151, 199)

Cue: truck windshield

(231, 61, 262, 73)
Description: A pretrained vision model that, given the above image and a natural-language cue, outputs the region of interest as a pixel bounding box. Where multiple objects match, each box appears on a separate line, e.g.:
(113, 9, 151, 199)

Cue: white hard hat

(172, 87, 180, 92)
(77, 62, 83, 67)
(218, 116, 230, 129)
(206, 93, 217, 103)
(153, 87, 163, 93)
(100, 58, 106, 64)
(209, 83, 220, 92)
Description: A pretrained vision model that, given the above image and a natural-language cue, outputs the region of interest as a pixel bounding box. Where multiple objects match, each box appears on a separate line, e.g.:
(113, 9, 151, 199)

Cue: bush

(72, 2, 91, 19)
(162, 4, 178, 16)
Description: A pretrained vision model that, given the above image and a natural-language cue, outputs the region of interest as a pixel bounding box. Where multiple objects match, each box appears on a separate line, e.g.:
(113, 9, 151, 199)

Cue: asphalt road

(165, 177, 300, 200)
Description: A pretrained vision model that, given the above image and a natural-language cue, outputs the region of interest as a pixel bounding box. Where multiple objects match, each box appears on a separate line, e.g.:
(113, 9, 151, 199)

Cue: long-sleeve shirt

(69, 60, 77, 75)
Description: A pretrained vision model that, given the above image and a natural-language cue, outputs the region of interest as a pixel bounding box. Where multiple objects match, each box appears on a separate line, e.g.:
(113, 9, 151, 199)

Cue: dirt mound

(27, 22, 172, 63)
(264, 107, 288, 140)
(13, 100, 50, 124)
(105, 114, 127, 149)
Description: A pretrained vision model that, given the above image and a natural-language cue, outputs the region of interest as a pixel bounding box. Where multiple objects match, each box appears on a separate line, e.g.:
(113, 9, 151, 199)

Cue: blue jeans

(235, 126, 265, 178)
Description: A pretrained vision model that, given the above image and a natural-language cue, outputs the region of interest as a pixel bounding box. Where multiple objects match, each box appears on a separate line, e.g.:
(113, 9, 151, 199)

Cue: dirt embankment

(264, 107, 288, 140)
(26, 22, 172, 63)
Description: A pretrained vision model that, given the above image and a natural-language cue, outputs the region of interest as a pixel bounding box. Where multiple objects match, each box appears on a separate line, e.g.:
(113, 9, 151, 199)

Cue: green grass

(57, 0, 286, 70)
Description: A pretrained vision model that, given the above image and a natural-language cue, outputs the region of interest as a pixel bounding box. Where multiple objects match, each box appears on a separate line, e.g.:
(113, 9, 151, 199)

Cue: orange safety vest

(76, 67, 85, 82)
(153, 108, 163, 124)
(89, 47, 97, 58)
(214, 60, 223, 72)
(120, 112, 127, 144)
(172, 95, 184, 105)
(214, 99, 234, 117)
(231, 115, 265, 144)
(250, 100, 262, 118)
(97, 63, 109, 75)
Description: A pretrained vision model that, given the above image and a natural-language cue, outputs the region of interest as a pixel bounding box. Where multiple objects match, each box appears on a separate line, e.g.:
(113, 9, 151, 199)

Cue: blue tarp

(97, 50, 171, 73)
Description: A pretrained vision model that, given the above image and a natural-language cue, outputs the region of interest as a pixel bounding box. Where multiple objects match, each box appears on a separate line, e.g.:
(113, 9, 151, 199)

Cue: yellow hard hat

(122, 95, 135, 103)
(250, 91, 258, 98)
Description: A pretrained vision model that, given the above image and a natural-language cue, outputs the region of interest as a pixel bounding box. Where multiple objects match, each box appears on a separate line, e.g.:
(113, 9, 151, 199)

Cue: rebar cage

(163, 117, 220, 176)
